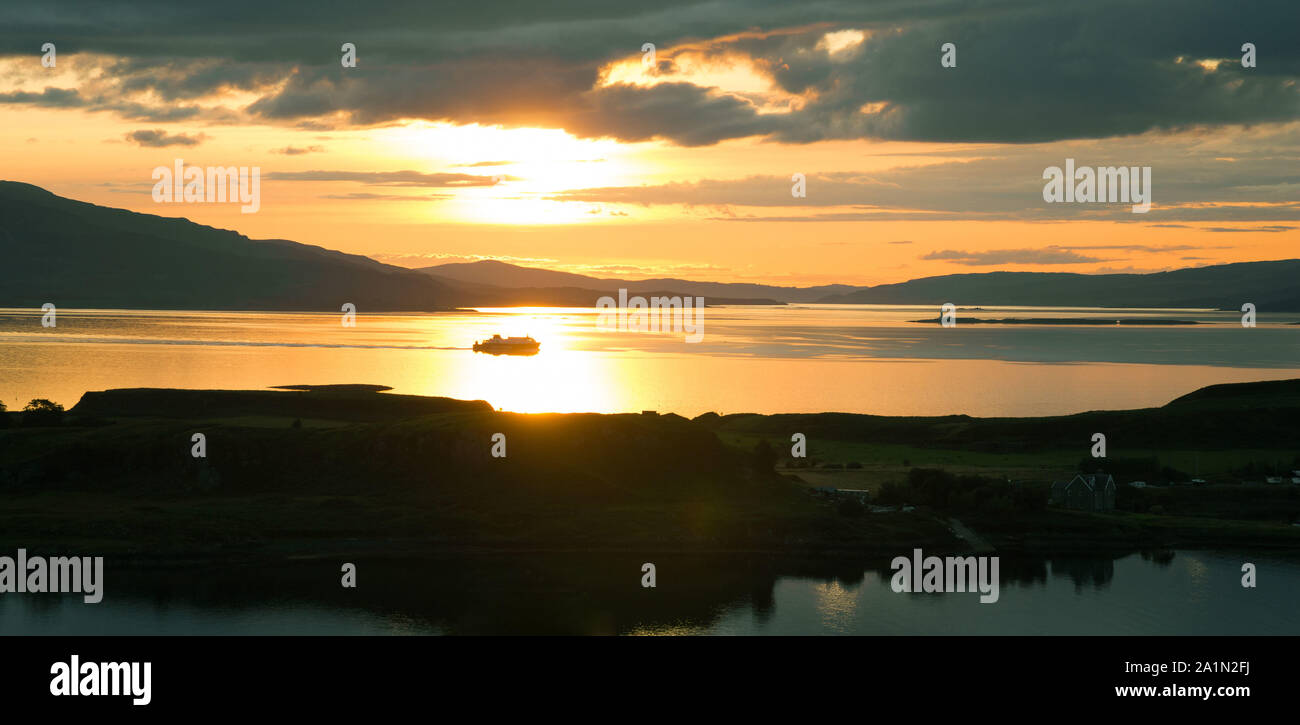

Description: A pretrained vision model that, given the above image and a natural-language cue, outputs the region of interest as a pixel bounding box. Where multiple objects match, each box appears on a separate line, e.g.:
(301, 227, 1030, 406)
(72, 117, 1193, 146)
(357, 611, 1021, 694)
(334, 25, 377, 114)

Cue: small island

(912, 317, 1201, 325)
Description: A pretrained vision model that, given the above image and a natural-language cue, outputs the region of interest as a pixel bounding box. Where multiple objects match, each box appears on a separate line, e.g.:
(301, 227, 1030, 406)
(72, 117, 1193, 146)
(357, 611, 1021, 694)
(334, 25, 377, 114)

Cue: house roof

(1067, 472, 1115, 490)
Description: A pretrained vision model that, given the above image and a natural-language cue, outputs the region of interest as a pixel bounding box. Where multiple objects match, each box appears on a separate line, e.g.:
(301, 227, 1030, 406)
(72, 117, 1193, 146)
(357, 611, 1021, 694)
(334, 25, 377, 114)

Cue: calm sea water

(2, 309, 1296, 635)
(2, 551, 1295, 635)
(1, 305, 1297, 417)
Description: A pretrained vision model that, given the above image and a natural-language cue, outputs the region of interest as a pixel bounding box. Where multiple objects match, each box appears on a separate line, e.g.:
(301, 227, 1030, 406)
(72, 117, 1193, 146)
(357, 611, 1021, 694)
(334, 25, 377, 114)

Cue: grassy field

(720, 431, 1299, 492)
(2, 380, 1300, 560)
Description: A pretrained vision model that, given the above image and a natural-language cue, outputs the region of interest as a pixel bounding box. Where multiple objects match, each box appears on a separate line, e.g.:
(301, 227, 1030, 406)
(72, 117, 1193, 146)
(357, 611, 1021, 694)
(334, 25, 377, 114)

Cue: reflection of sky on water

(813, 580, 861, 634)
(0, 306, 1296, 417)
(4, 551, 1295, 636)
(697, 550, 1299, 636)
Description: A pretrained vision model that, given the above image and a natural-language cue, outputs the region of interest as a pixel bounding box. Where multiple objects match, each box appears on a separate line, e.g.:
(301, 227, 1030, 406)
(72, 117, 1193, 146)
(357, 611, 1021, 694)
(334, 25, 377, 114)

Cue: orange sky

(3, 33, 1298, 287)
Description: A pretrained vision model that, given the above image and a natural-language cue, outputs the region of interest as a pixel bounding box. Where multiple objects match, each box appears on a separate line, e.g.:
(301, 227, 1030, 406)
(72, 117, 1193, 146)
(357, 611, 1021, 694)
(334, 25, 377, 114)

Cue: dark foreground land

(1, 379, 1299, 562)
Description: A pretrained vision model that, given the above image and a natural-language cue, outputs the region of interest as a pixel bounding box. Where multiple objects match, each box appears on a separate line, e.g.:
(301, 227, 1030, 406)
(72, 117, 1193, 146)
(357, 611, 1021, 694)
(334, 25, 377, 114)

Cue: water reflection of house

(1050, 472, 1116, 511)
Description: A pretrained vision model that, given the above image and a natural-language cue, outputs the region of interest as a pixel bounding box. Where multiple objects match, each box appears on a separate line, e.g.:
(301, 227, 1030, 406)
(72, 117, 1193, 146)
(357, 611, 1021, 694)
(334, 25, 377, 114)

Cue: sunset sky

(2, 0, 1298, 286)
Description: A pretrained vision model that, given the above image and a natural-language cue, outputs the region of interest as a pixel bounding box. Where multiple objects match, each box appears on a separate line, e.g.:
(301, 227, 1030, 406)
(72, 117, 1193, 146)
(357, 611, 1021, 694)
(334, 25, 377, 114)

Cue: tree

(837, 497, 865, 517)
(0, 399, 8, 428)
(21, 398, 64, 427)
(752, 439, 778, 474)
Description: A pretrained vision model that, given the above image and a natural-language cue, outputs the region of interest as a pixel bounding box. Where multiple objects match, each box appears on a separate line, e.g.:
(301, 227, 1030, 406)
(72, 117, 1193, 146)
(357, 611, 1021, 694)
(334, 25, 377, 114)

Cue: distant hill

(420, 259, 859, 303)
(0, 182, 778, 310)
(1164, 378, 1300, 411)
(69, 387, 492, 421)
(6, 181, 1298, 311)
(0, 181, 463, 311)
(701, 378, 1300, 452)
(423, 258, 1300, 311)
(818, 263, 1300, 310)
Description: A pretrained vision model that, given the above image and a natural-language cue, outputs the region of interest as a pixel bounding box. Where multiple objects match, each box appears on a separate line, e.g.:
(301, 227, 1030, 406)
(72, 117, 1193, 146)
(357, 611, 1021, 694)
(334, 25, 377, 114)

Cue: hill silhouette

(6, 181, 1299, 311)
(0, 181, 464, 311)
(0, 182, 774, 310)
(819, 264, 1300, 310)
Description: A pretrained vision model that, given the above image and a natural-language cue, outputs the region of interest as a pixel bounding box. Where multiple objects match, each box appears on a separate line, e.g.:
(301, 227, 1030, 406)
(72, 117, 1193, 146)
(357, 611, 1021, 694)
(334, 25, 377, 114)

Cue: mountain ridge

(4, 181, 1299, 311)
(0, 182, 775, 310)
(424, 259, 1300, 310)
(0, 181, 464, 311)
(819, 263, 1300, 309)
(418, 259, 859, 303)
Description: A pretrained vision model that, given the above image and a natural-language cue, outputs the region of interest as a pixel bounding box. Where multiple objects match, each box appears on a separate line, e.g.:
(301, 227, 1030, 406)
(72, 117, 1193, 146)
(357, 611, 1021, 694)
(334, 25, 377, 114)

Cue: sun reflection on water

(813, 580, 860, 633)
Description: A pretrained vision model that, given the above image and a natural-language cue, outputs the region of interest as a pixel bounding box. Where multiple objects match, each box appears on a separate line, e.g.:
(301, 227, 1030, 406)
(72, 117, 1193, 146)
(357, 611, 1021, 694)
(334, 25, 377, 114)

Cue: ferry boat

(472, 334, 540, 356)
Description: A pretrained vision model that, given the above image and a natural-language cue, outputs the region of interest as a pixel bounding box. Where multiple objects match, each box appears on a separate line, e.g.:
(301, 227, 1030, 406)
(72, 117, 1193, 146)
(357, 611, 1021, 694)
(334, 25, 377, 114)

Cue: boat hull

(473, 342, 540, 356)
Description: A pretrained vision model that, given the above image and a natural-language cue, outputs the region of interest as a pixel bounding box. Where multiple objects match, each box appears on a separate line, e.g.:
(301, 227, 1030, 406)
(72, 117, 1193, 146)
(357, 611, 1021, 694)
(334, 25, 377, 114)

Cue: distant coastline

(5, 182, 1300, 312)
(911, 317, 1201, 325)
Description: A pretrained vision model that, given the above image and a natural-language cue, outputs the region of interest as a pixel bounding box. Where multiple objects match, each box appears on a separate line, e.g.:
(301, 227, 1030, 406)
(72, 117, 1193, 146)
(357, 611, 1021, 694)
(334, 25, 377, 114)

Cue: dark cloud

(123, 128, 205, 147)
(243, 59, 599, 131)
(320, 192, 452, 201)
(919, 242, 1232, 266)
(266, 170, 502, 187)
(1058, 244, 1213, 252)
(0, 87, 85, 107)
(561, 82, 781, 146)
(765, 1, 1300, 145)
(2, 1, 1297, 145)
(0, 85, 223, 122)
(106, 58, 286, 101)
(922, 248, 1109, 266)
(272, 145, 324, 155)
(1203, 225, 1297, 232)
(546, 131, 1300, 222)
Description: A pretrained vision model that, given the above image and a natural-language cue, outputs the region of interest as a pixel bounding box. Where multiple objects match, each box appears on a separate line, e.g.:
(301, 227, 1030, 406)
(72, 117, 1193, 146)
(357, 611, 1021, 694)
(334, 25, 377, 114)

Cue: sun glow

(598, 51, 807, 114)
(375, 122, 650, 224)
(817, 29, 868, 58)
(430, 310, 624, 413)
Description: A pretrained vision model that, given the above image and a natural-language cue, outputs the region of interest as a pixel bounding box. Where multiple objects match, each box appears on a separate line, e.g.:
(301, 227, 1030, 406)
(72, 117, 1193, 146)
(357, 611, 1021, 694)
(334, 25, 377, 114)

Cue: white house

(1050, 472, 1117, 511)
